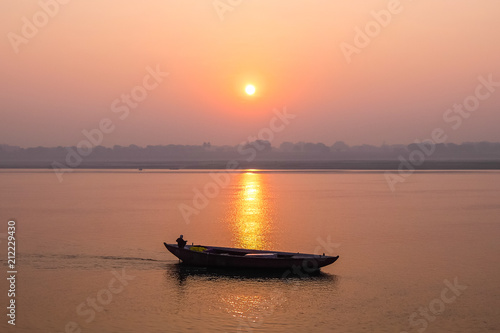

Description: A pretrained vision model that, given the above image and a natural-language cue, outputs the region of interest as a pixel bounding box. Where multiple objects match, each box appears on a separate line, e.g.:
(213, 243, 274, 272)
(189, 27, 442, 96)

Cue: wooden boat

(163, 243, 339, 270)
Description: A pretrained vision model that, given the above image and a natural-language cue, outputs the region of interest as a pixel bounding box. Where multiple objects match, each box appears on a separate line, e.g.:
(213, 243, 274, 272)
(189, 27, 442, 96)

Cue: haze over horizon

(2, 1, 500, 148)
(3, 139, 500, 150)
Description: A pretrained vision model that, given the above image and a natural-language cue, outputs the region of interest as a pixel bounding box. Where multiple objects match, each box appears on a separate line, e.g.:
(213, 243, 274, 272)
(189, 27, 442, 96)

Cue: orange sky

(1, 0, 500, 147)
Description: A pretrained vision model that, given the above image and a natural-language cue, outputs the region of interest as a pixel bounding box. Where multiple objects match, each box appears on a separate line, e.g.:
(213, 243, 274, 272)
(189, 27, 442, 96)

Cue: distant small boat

(163, 243, 339, 270)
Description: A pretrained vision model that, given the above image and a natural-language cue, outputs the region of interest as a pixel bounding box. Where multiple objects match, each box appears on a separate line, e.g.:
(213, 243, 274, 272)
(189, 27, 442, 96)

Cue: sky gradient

(1, 0, 500, 148)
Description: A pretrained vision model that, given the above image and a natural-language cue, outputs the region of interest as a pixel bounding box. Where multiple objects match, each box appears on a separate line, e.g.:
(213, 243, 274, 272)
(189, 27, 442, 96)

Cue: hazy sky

(1, 0, 500, 148)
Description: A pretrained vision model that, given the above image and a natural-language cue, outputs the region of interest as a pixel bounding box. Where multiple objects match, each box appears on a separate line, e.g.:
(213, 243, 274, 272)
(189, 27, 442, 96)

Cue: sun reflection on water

(228, 171, 272, 250)
(219, 292, 286, 324)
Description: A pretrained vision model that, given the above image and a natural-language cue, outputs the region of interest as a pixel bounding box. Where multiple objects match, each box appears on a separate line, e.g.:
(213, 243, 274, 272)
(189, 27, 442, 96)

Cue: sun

(245, 84, 256, 96)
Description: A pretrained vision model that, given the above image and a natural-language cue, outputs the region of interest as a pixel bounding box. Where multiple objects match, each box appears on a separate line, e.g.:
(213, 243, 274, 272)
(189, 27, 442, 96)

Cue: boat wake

(9, 253, 173, 270)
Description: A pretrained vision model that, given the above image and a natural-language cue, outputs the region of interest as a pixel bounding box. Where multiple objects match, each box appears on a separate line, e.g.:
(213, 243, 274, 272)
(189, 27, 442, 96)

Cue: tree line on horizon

(1, 140, 500, 163)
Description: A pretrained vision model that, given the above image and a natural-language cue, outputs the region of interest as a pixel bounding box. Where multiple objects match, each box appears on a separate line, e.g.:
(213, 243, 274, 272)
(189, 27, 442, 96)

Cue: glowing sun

(245, 84, 256, 95)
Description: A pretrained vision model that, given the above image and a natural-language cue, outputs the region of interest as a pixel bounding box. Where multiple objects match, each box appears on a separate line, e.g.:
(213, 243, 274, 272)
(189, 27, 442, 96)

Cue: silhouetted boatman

(176, 235, 187, 249)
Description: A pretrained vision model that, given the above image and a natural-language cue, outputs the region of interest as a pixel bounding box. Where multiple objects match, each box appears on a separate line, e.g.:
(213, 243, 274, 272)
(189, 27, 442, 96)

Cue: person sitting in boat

(176, 235, 187, 249)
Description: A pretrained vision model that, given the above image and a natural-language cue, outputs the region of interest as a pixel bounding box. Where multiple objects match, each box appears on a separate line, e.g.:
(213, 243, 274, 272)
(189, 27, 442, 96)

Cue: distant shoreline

(2, 160, 500, 170)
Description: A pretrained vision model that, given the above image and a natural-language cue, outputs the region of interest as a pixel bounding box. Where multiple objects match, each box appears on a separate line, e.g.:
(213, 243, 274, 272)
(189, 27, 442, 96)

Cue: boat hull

(164, 243, 339, 270)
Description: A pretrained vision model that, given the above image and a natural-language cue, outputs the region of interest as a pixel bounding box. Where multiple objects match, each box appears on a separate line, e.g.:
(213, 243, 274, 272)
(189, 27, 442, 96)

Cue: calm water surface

(0, 170, 499, 332)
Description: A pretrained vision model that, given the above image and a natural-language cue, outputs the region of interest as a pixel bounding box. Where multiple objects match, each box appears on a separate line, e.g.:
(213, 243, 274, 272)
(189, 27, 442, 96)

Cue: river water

(0, 169, 499, 332)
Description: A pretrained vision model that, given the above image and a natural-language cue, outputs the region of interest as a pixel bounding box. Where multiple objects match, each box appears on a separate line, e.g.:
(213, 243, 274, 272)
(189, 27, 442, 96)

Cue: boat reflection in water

(227, 171, 274, 250)
(164, 262, 339, 328)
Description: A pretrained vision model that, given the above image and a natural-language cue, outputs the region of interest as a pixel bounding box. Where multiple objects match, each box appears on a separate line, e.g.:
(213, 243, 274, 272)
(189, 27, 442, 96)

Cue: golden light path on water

(219, 171, 284, 322)
(229, 171, 272, 250)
